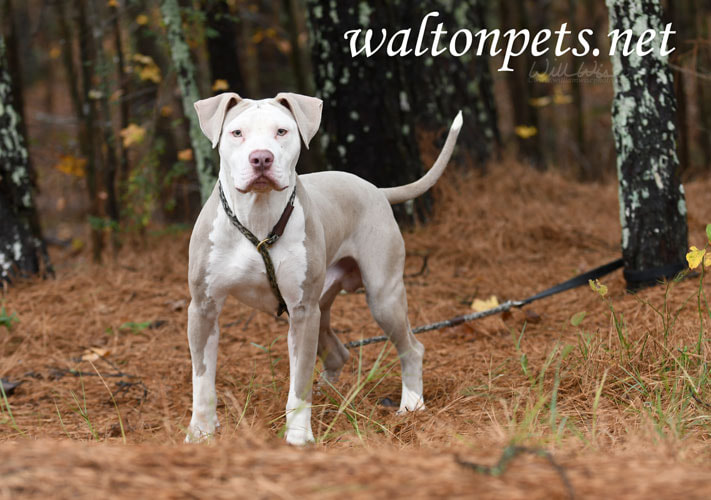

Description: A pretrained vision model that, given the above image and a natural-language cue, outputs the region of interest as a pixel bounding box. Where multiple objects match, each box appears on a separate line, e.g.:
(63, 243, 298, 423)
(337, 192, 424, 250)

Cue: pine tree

(607, 0, 688, 289)
(160, 0, 217, 203)
(0, 35, 51, 282)
(304, 0, 429, 223)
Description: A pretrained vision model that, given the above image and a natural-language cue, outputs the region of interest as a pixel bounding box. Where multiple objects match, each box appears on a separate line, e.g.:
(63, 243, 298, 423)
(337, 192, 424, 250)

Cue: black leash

(218, 181, 296, 317)
(345, 258, 625, 349)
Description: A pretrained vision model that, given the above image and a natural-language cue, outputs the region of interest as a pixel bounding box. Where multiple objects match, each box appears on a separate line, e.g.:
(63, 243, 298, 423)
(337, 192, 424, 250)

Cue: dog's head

(194, 92, 322, 194)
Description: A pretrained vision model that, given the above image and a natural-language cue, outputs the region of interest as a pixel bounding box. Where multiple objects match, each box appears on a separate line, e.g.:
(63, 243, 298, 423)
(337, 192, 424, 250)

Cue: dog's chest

(204, 201, 308, 313)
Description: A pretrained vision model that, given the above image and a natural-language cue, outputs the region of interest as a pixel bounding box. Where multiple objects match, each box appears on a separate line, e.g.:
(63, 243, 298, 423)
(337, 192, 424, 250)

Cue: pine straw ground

(2, 163, 711, 499)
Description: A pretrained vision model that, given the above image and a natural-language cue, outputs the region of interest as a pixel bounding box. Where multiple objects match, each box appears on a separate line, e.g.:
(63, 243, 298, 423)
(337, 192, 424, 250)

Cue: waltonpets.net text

(344, 11, 676, 72)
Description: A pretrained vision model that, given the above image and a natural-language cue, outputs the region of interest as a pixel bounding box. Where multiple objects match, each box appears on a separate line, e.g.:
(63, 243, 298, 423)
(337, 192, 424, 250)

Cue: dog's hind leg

(360, 242, 425, 413)
(186, 291, 225, 442)
(317, 258, 359, 384)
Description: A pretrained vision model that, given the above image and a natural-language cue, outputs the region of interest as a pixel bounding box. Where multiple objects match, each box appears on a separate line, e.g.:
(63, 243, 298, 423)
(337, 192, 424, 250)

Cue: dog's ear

(194, 92, 243, 148)
(275, 93, 323, 149)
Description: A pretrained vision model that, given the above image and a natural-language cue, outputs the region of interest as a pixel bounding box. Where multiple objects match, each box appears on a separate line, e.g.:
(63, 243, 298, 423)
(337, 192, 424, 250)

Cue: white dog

(186, 92, 462, 445)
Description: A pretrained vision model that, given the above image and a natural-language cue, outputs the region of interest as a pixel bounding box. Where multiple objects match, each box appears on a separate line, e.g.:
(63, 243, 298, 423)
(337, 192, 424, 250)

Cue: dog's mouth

(237, 175, 287, 194)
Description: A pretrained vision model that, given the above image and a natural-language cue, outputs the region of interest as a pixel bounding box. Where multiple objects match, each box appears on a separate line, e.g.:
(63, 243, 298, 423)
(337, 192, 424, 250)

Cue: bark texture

(0, 35, 50, 282)
(161, 0, 217, 203)
(607, 0, 688, 289)
(304, 0, 429, 223)
(401, 1, 499, 166)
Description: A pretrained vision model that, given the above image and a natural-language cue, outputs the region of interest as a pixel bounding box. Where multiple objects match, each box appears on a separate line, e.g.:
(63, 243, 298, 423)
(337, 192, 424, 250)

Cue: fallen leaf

(80, 347, 110, 362)
(471, 295, 499, 312)
(136, 14, 149, 25)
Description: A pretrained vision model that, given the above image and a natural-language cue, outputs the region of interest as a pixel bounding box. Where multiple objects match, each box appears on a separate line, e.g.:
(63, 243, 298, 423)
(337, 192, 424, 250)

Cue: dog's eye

(277, 129, 288, 137)
(232, 130, 242, 138)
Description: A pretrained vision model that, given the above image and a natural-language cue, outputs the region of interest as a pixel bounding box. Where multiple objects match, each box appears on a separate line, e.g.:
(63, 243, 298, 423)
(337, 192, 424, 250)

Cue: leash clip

(256, 236, 278, 252)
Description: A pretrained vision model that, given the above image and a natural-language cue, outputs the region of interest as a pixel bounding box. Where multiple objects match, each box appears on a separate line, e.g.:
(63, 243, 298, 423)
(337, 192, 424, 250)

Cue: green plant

(0, 303, 19, 331)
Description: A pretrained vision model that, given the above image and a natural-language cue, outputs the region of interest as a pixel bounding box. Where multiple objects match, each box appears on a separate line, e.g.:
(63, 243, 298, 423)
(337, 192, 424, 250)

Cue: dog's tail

(380, 111, 463, 205)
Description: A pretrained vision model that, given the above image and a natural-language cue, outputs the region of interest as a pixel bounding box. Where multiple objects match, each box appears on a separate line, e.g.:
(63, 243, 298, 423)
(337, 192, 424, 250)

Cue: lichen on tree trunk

(0, 35, 51, 282)
(606, 0, 688, 289)
(160, 0, 216, 203)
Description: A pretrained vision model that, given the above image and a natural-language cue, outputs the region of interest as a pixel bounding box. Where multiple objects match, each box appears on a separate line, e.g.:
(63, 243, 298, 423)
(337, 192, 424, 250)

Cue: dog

(186, 92, 462, 445)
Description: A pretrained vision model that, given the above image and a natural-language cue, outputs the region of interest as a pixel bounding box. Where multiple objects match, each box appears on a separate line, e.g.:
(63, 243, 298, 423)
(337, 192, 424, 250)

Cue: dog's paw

(285, 427, 315, 446)
(396, 386, 426, 414)
(185, 418, 220, 443)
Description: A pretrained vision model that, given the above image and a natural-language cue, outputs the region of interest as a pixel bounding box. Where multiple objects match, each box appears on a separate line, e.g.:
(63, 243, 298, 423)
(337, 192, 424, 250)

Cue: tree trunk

(697, 4, 711, 169)
(87, 0, 121, 253)
(500, 1, 544, 167)
(160, 0, 217, 203)
(607, 0, 688, 290)
(203, 0, 246, 95)
(400, 0, 499, 168)
(0, 35, 51, 282)
(75, 0, 105, 262)
(304, 0, 429, 224)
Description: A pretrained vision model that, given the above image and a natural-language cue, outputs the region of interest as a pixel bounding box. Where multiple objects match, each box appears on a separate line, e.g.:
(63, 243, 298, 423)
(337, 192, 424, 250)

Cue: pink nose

(249, 150, 274, 171)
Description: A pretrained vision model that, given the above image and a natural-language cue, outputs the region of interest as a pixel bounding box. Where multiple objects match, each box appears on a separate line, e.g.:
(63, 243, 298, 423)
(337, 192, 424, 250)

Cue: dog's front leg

(285, 304, 320, 445)
(186, 293, 225, 442)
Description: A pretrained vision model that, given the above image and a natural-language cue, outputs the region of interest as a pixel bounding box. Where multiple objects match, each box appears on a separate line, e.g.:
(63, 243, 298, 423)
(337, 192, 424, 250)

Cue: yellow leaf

(138, 64, 161, 83)
(136, 14, 149, 25)
(177, 149, 194, 162)
(212, 79, 229, 91)
(132, 53, 153, 65)
(515, 125, 538, 139)
(687, 246, 706, 270)
(251, 31, 264, 44)
(160, 106, 173, 117)
(107, 0, 118, 6)
(589, 279, 608, 297)
(120, 123, 146, 148)
(529, 96, 551, 108)
(471, 295, 499, 312)
(533, 72, 550, 83)
(71, 238, 85, 252)
(55, 155, 87, 177)
(553, 92, 573, 105)
(49, 46, 62, 60)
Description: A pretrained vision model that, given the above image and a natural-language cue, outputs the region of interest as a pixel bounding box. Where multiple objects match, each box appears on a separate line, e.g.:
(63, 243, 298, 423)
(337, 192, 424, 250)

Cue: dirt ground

(2, 164, 711, 499)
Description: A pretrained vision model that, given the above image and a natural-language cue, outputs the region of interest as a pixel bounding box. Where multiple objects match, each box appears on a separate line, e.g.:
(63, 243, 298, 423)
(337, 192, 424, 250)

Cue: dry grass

(2, 162, 711, 498)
